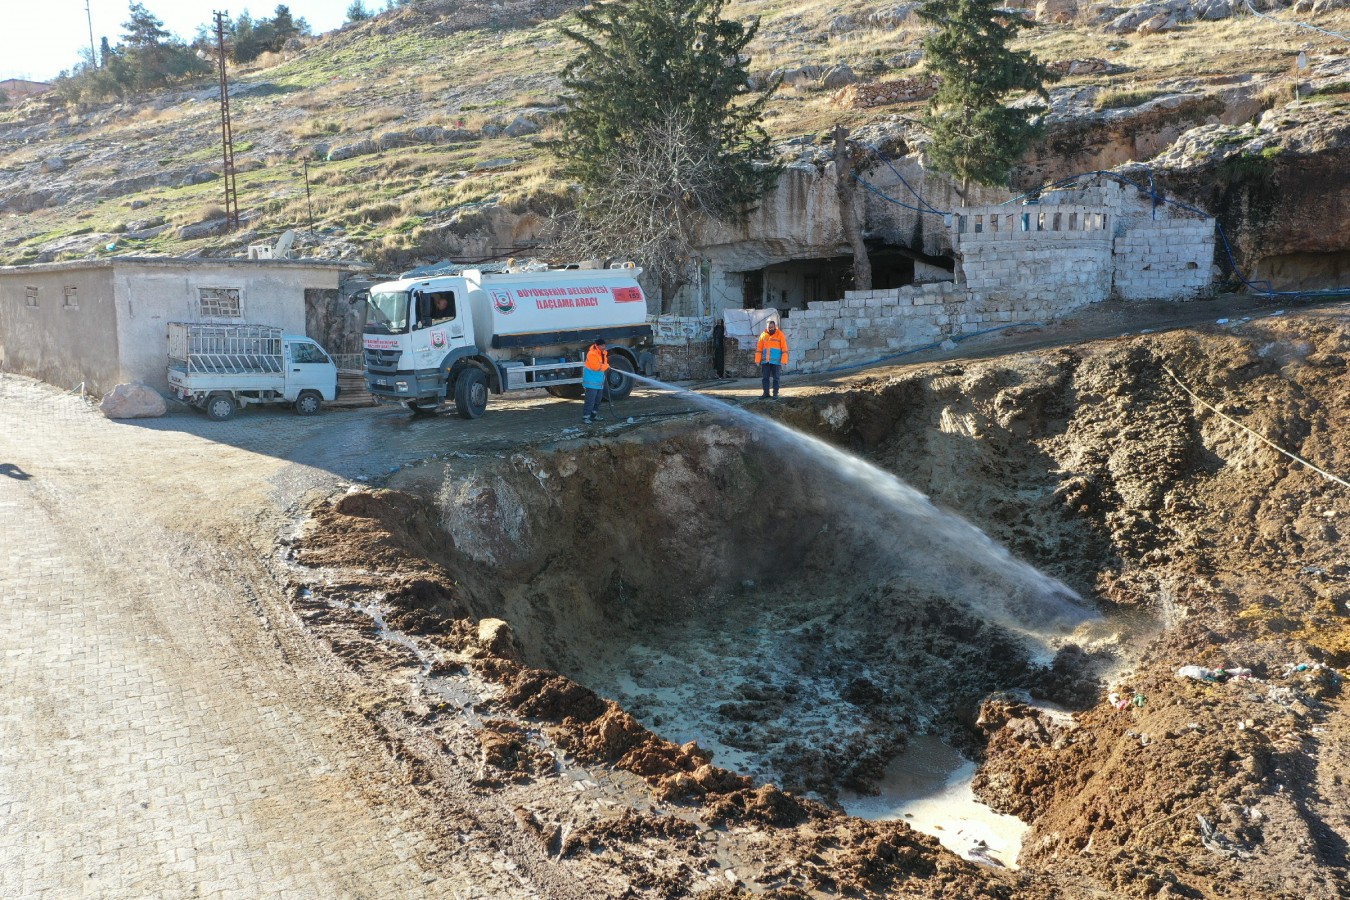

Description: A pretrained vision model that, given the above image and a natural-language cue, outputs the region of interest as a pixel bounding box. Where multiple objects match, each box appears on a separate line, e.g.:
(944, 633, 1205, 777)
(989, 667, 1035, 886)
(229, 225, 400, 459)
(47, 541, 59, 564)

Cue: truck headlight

(395, 381, 409, 393)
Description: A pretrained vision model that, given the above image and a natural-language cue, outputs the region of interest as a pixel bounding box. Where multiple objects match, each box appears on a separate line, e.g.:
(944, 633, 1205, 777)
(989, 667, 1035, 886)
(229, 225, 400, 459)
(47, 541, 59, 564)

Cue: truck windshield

(365, 291, 410, 334)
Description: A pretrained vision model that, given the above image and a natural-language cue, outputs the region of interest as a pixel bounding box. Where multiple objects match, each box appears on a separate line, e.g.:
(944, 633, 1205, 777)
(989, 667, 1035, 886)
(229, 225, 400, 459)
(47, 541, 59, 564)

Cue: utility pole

(85, 0, 98, 67)
(214, 11, 241, 232)
(304, 158, 314, 233)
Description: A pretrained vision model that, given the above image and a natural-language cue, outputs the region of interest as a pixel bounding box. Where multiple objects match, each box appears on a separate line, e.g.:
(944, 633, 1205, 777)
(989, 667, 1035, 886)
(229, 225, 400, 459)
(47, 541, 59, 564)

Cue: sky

(1, 0, 358, 82)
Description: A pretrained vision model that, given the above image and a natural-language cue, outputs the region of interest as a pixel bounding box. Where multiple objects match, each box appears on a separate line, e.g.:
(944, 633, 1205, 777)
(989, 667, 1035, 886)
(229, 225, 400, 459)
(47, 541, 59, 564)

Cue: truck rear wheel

(294, 390, 322, 416)
(545, 384, 584, 400)
(205, 393, 236, 421)
(454, 367, 489, 419)
(605, 355, 636, 400)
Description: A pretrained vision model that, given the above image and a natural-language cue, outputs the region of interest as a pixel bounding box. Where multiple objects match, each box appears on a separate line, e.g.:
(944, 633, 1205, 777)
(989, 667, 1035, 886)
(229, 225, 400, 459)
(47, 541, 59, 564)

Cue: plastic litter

(1177, 665, 1253, 683)
(1282, 661, 1328, 677)
(1177, 665, 1222, 682)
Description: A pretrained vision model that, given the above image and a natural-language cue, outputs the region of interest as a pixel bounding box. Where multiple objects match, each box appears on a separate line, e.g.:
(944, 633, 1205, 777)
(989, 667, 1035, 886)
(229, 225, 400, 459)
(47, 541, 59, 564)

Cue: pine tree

(346, 1, 371, 23)
(270, 5, 300, 49)
(918, 0, 1056, 189)
(119, 2, 209, 91)
(122, 2, 169, 51)
(555, 0, 779, 307)
(231, 11, 262, 63)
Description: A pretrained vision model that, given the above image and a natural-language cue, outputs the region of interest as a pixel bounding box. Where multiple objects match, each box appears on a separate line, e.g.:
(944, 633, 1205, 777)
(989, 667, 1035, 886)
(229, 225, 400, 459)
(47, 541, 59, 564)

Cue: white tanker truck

(362, 264, 653, 418)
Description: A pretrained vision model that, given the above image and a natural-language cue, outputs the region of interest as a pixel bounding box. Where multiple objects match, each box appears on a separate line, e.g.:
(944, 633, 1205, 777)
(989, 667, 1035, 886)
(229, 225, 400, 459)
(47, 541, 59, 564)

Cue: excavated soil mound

(292, 311, 1350, 899)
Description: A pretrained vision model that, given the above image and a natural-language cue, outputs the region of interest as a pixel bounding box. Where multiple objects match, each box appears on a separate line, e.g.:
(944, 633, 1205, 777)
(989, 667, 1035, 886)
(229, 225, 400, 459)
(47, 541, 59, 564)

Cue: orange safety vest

(756, 328, 789, 365)
(582, 344, 609, 389)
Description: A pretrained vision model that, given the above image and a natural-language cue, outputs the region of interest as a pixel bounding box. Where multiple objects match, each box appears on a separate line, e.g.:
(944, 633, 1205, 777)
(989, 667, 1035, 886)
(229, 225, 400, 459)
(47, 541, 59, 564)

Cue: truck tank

(463, 267, 648, 351)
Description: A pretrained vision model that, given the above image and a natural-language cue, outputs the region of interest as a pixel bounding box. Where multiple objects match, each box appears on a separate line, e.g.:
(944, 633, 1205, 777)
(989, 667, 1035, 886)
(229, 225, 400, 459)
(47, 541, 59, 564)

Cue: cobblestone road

(0, 378, 548, 898)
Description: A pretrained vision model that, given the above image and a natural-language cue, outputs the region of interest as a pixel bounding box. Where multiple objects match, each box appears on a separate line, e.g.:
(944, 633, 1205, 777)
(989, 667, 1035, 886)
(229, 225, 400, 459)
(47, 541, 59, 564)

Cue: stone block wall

(649, 315, 718, 381)
(780, 280, 1059, 374)
(651, 342, 718, 381)
(953, 204, 1116, 307)
(1111, 213, 1215, 300)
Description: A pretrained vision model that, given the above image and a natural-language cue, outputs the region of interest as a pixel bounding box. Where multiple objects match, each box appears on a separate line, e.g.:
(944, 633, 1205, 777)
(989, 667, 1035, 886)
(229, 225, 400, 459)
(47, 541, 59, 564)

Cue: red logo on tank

(490, 289, 516, 314)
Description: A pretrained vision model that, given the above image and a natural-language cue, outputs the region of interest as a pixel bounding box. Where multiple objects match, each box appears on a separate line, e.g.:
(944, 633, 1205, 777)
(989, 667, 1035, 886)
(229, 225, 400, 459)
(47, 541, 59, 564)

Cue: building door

(742, 270, 764, 309)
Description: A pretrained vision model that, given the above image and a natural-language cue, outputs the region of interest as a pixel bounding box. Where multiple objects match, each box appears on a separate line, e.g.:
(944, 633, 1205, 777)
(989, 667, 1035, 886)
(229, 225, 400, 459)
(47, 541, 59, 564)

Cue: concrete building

(0, 78, 52, 100)
(0, 257, 363, 395)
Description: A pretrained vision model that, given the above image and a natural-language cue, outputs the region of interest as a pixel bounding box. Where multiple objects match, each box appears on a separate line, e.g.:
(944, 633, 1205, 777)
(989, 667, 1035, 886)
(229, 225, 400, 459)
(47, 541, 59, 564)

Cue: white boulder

(99, 383, 167, 419)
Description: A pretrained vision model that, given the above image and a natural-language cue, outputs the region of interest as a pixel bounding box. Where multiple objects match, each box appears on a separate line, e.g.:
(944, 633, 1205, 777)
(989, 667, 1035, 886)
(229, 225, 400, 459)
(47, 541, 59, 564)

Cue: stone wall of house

(783, 280, 1057, 374)
(952, 204, 1116, 308)
(648, 315, 718, 381)
(1111, 210, 1216, 300)
(669, 182, 1218, 380)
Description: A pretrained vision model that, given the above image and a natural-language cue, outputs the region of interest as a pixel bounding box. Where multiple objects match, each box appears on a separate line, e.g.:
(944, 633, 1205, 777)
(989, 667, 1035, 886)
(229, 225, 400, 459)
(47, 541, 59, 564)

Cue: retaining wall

(783, 279, 1058, 374)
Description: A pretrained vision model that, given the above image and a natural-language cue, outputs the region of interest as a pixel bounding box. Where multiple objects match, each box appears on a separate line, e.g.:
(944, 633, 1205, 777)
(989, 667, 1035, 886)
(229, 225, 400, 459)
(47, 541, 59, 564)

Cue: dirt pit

(290, 311, 1350, 899)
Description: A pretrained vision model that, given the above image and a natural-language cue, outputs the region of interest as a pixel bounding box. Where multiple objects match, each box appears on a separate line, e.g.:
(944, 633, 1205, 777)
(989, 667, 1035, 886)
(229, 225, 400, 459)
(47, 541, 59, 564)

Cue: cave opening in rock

(739, 245, 957, 312)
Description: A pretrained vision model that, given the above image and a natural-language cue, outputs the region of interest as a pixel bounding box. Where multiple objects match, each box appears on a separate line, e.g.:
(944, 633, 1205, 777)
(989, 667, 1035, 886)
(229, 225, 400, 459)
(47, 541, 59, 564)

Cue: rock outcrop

(1140, 96, 1350, 290)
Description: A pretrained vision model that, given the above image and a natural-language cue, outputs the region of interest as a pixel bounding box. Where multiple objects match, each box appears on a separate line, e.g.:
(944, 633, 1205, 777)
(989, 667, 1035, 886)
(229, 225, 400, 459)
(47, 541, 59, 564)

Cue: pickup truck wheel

(545, 384, 584, 400)
(605, 355, 635, 400)
(205, 393, 236, 421)
(454, 367, 489, 419)
(294, 390, 322, 416)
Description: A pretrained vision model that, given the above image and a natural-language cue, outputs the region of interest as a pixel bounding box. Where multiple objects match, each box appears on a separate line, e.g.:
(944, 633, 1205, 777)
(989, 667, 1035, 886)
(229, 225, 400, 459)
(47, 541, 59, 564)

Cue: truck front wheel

(454, 368, 489, 419)
(294, 390, 322, 416)
(205, 393, 236, 421)
(606, 355, 636, 400)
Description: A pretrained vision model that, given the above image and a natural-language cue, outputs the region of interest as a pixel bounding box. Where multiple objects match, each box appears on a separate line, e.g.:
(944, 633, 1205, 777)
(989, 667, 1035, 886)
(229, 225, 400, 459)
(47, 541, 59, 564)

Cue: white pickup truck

(362, 264, 652, 418)
(167, 323, 339, 421)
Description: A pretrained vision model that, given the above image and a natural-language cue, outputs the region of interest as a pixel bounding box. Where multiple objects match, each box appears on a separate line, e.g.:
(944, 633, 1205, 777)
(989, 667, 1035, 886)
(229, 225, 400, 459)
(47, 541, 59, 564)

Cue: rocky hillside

(1, 0, 1348, 282)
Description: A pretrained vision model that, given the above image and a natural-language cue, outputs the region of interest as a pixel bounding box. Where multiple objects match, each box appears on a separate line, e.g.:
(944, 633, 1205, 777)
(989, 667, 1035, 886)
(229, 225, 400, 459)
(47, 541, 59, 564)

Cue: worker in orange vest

(582, 337, 609, 424)
(756, 320, 788, 399)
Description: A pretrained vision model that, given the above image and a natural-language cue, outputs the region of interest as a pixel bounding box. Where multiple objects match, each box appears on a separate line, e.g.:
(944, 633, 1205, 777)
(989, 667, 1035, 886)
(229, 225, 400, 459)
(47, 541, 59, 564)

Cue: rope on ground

(1162, 365, 1350, 489)
(1244, 0, 1350, 43)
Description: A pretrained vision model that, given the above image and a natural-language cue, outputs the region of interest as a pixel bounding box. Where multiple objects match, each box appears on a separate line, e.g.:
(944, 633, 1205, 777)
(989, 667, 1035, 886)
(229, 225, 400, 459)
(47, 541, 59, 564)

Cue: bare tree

(831, 124, 872, 292)
(546, 111, 737, 313)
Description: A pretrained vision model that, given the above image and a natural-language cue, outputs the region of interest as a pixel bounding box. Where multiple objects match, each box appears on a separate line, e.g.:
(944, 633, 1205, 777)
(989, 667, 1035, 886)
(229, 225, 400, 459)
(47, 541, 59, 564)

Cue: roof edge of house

(0, 256, 369, 275)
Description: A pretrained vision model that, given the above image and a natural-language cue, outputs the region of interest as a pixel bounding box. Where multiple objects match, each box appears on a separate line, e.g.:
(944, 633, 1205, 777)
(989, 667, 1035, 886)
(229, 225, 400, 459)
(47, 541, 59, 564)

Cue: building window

(24, 286, 38, 308)
(63, 286, 79, 309)
(198, 287, 242, 318)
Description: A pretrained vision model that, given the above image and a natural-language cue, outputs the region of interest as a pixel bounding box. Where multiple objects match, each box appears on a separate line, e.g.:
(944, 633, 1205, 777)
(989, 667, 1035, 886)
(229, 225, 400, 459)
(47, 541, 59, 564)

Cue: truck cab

(282, 337, 341, 399)
(364, 280, 477, 405)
